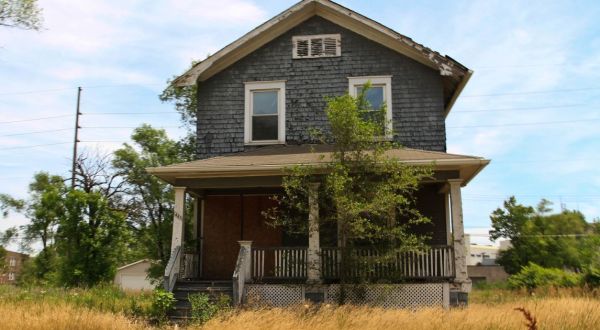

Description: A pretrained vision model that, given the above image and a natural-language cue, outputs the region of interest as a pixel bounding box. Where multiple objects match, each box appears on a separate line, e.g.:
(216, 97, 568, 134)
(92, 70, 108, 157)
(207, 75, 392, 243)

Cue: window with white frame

(244, 81, 286, 144)
(8, 273, 15, 281)
(348, 76, 393, 136)
(9, 257, 16, 267)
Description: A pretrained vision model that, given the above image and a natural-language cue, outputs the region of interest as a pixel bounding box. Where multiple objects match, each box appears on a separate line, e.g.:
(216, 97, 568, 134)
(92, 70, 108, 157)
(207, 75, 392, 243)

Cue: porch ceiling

(147, 145, 489, 188)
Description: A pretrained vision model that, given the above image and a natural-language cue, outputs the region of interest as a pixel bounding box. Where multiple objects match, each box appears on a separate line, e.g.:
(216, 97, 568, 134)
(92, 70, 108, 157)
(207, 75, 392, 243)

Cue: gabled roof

(172, 0, 472, 116)
(147, 145, 490, 186)
(117, 259, 151, 271)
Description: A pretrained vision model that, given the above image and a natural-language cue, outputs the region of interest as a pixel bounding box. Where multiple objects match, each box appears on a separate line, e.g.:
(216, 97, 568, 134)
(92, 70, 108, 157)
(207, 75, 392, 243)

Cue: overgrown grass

(471, 285, 600, 305)
(0, 284, 153, 317)
(1, 285, 599, 329)
(195, 297, 600, 330)
(0, 300, 147, 330)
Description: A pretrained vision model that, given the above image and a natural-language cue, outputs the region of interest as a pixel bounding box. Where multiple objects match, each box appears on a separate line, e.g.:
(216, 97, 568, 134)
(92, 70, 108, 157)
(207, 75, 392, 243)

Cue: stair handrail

(163, 245, 182, 292)
(232, 243, 251, 306)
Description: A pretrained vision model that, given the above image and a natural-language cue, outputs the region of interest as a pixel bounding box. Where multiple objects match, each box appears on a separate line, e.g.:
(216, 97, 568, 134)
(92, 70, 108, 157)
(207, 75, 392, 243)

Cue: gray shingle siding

(196, 16, 446, 159)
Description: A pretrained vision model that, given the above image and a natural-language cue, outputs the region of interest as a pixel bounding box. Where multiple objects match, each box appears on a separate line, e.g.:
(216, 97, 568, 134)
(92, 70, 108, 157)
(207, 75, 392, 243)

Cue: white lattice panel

(245, 284, 304, 306)
(325, 283, 445, 308)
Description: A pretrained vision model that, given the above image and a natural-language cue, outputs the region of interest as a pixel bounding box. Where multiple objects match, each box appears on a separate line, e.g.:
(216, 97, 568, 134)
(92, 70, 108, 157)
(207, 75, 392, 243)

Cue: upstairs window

(292, 34, 341, 59)
(9, 257, 16, 267)
(348, 76, 393, 137)
(244, 81, 286, 145)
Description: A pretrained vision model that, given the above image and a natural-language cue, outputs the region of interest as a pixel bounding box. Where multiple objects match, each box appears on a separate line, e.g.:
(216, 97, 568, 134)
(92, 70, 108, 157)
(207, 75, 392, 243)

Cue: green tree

(266, 84, 432, 286)
(55, 190, 128, 286)
(490, 197, 597, 274)
(0, 245, 6, 274)
(0, 0, 42, 30)
(159, 61, 198, 131)
(113, 125, 195, 279)
(0, 193, 24, 217)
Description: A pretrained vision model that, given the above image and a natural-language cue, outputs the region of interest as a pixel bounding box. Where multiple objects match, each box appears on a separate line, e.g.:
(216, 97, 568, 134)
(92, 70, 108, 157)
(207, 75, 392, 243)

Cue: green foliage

(490, 197, 598, 274)
(188, 293, 231, 324)
(159, 63, 199, 131)
(507, 263, 581, 290)
(113, 125, 196, 279)
(0, 0, 43, 30)
(150, 289, 176, 323)
(55, 190, 128, 287)
(266, 84, 433, 283)
(583, 267, 600, 288)
(0, 193, 24, 217)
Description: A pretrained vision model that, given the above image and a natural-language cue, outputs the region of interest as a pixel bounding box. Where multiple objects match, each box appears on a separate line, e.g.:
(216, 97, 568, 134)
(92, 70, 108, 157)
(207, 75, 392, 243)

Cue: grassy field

(0, 285, 599, 329)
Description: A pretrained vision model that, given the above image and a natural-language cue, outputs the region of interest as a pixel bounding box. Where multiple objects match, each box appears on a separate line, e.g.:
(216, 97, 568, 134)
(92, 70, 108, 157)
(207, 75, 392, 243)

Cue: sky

(1, 0, 599, 250)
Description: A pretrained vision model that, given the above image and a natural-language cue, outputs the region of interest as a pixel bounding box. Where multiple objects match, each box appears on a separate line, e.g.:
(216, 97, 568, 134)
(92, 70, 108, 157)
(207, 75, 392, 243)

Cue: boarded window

(293, 34, 341, 59)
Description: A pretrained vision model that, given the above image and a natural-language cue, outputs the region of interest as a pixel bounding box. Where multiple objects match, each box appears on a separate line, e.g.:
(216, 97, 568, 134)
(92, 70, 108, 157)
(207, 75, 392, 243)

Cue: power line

(0, 142, 71, 151)
(83, 112, 176, 115)
(462, 87, 600, 98)
(447, 117, 600, 128)
(0, 128, 72, 137)
(0, 83, 164, 97)
(0, 114, 73, 124)
(453, 104, 587, 113)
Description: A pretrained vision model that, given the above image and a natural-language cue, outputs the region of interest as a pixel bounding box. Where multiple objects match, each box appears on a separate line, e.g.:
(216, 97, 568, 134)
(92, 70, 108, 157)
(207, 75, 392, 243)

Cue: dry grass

(196, 298, 600, 330)
(0, 300, 147, 330)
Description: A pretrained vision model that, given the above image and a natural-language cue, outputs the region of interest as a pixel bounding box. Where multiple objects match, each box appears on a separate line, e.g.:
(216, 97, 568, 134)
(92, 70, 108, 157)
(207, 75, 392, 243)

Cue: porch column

(307, 182, 321, 283)
(448, 179, 471, 300)
(171, 187, 186, 251)
(238, 240, 253, 279)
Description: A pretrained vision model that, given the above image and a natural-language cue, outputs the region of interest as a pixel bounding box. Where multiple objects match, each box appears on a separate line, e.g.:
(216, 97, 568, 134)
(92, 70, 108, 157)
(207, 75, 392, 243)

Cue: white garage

(114, 259, 154, 291)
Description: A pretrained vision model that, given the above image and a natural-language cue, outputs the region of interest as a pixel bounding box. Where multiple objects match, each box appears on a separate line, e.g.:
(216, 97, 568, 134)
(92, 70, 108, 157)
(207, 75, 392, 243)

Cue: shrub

(583, 267, 600, 288)
(150, 289, 175, 323)
(508, 263, 581, 290)
(188, 293, 231, 324)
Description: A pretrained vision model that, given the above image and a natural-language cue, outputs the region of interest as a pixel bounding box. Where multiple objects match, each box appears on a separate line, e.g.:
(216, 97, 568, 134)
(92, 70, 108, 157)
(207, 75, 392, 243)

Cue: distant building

(464, 234, 510, 283)
(114, 259, 154, 291)
(0, 250, 29, 285)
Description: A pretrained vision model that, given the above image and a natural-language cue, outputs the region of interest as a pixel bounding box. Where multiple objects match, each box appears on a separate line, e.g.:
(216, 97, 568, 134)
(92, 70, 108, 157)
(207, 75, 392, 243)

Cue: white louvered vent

(292, 34, 341, 59)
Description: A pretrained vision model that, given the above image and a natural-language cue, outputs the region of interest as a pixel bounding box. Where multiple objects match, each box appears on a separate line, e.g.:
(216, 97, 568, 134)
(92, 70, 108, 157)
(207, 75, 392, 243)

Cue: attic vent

(292, 34, 341, 59)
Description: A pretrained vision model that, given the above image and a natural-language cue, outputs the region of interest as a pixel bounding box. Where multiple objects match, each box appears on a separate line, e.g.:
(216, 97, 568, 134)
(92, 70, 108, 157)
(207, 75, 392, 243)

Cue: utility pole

(71, 87, 82, 190)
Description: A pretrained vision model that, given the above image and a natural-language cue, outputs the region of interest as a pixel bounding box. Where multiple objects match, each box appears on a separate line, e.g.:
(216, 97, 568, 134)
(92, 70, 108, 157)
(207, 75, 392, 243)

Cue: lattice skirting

(244, 283, 449, 308)
(326, 283, 448, 308)
(245, 284, 304, 306)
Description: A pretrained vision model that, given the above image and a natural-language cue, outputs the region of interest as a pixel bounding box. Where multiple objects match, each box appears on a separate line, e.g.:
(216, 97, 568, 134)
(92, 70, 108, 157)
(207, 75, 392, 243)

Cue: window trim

(348, 76, 393, 138)
(244, 81, 286, 145)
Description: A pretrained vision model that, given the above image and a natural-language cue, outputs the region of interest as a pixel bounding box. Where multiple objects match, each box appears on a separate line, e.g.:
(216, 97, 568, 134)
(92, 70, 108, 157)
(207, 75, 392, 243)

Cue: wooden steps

(168, 280, 233, 321)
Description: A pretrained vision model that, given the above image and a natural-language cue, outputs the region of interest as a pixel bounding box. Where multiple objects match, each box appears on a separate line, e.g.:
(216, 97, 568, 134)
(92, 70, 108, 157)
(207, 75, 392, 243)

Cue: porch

(147, 145, 489, 307)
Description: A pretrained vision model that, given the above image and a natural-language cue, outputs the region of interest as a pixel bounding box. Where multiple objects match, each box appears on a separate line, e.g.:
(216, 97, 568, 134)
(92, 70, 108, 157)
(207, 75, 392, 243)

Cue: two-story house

(148, 0, 489, 315)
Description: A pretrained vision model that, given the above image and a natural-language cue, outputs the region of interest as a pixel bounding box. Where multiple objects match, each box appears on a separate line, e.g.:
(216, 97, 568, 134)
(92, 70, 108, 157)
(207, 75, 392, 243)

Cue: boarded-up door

(202, 195, 282, 279)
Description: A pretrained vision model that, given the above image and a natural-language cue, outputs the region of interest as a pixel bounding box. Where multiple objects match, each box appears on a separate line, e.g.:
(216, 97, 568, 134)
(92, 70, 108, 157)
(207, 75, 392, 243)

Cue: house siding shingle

(196, 16, 446, 159)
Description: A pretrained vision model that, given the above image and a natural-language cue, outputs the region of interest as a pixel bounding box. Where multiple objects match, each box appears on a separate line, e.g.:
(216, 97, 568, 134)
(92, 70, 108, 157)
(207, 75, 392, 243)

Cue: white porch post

(448, 179, 471, 295)
(171, 187, 186, 251)
(307, 182, 321, 283)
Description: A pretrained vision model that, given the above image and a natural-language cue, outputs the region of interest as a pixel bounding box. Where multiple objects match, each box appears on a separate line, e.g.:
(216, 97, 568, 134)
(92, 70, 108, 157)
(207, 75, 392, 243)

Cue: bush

(508, 263, 581, 290)
(150, 289, 175, 323)
(188, 293, 231, 324)
(583, 267, 600, 288)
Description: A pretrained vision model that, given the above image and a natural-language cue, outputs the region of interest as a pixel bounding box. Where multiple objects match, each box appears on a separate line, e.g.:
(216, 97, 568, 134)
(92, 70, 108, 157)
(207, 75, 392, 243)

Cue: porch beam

(448, 179, 471, 294)
(307, 182, 321, 283)
(171, 187, 186, 251)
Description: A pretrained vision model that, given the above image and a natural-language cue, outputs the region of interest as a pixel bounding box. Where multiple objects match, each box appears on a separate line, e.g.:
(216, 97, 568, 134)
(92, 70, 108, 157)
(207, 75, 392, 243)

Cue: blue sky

(1, 0, 599, 248)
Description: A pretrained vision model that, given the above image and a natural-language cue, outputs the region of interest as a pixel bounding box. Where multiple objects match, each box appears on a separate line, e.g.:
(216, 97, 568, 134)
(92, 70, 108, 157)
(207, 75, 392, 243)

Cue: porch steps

(169, 280, 233, 322)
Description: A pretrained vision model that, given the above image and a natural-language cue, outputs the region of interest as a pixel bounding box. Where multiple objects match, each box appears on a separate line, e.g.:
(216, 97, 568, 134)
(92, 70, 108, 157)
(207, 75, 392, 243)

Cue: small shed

(114, 259, 154, 291)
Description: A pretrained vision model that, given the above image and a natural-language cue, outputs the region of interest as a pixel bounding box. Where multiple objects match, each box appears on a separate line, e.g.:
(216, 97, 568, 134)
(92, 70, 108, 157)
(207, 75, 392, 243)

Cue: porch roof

(147, 145, 489, 187)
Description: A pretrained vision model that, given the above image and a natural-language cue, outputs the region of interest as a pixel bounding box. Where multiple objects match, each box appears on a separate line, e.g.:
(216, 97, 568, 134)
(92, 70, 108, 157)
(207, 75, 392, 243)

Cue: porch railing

(321, 245, 455, 280)
(251, 247, 308, 281)
(163, 245, 182, 291)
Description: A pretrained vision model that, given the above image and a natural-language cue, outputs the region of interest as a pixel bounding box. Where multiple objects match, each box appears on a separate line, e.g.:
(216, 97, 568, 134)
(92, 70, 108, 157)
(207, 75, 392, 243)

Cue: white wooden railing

(163, 245, 181, 291)
(321, 246, 455, 280)
(251, 247, 308, 281)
